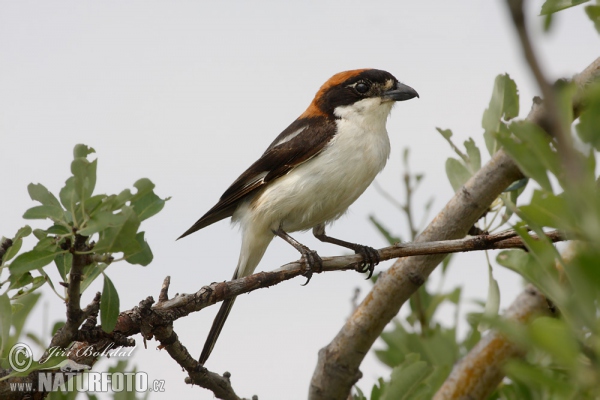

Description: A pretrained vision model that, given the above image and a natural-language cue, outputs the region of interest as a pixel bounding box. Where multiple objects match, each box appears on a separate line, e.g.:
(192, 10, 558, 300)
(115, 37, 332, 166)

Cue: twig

(41, 234, 92, 360)
(2, 229, 558, 399)
(433, 285, 552, 399)
(308, 57, 600, 400)
(506, 0, 581, 179)
(0, 238, 12, 261)
(152, 278, 251, 400)
(0, 231, 567, 398)
(110, 229, 566, 340)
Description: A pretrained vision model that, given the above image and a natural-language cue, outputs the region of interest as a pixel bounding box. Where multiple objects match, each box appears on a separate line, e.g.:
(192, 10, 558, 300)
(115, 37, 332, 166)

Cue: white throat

(334, 97, 395, 132)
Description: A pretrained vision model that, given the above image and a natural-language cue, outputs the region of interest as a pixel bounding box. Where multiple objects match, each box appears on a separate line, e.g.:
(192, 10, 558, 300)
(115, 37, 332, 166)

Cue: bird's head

(300, 69, 419, 120)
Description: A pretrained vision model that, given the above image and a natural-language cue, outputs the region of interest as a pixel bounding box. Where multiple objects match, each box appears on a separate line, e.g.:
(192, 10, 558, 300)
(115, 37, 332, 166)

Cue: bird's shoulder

(221, 115, 337, 200)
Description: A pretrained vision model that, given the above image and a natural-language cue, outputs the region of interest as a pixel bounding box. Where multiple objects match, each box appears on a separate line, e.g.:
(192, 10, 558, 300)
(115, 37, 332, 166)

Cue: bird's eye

(355, 82, 369, 94)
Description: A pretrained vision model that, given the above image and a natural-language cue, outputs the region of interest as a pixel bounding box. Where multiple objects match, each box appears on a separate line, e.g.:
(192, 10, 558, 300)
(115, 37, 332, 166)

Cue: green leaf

(27, 183, 62, 208)
(425, 287, 461, 322)
(14, 226, 32, 240)
(103, 189, 133, 212)
(445, 158, 471, 191)
(586, 5, 600, 34)
(125, 232, 153, 266)
(1, 354, 67, 379)
(8, 273, 33, 291)
(131, 179, 167, 222)
(529, 317, 579, 367)
(54, 253, 72, 282)
(22, 205, 64, 221)
(11, 293, 40, 344)
(2, 226, 33, 263)
(59, 177, 78, 211)
(32, 229, 47, 241)
(71, 157, 97, 202)
(572, 247, 600, 293)
(369, 215, 401, 244)
(504, 178, 529, 193)
(0, 294, 12, 356)
(504, 360, 573, 395)
(479, 263, 501, 332)
(496, 245, 559, 301)
(464, 138, 481, 172)
(381, 354, 433, 400)
(84, 194, 106, 216)
(9, 250, 62, 276)
(543, 12, 554, 31)
(3, 239, 19, 265)
(51, 321, 65, 336)
(73, 144, 96, 158)
(100, 274, 120, 332)
(436, 127, 452, 140)
(576, 85, 600, 150)
(495, 125, 553, 191)
(46, 225, 70, 235)
(513, 121, 561, 176)
(354, 385, 366, 400)
(520, 191, 567, 229)
(482, 74, 519, 155)
(94, 206, 141, 254)
(370, 378, 386, 400)
(540, 0, 590, 15)
(33, 237, 58, 253)
(81, 263, 108, 293)
(12, 276, 46, 300)
(376, 320, 459, 370)
(78, 211, 126, 236)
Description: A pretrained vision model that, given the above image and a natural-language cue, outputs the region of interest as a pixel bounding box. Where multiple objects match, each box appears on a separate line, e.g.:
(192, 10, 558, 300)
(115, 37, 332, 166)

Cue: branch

(506, 0, 582, 180)
(108, 229, 565, 340)
(19, 229, 553, 400)
(150, 278, 252, 400)
(42, 234, 93, 359)
(308, 56, 600, 400)
(433, 285, 553, 399)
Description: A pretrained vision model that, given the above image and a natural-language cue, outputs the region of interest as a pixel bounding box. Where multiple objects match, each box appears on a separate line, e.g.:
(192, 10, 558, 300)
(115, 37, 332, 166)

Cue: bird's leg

(313, 224, 380, 279)
(272, 227, 323, 285)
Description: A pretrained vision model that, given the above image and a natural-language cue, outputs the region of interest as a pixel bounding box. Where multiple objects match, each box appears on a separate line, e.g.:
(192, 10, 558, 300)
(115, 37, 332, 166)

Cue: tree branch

(308, 56, 600, 400)
(150, 277, 252, 400)
(8, 228, 554, 400)
(42, 234, 92, 360)
(506, 0, 582, 180)
(107, 228, 565, 340)
(433, 285, 553, 399)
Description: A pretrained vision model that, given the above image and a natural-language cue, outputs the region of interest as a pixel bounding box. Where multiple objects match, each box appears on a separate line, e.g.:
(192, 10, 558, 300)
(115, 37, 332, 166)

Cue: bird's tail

(199, 294, 237, 365)
(199, 226, 273, 364)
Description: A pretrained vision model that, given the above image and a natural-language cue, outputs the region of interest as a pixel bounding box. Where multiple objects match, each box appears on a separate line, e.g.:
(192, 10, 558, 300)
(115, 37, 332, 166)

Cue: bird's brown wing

(177, 116, 336, 239)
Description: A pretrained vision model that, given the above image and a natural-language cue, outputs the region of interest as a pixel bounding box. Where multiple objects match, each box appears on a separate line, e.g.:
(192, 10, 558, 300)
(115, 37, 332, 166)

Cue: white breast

(235, 98, 394, 234)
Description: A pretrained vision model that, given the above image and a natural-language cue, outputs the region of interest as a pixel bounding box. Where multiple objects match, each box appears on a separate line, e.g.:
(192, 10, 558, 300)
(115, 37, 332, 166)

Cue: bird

(178, 69, 419, 365)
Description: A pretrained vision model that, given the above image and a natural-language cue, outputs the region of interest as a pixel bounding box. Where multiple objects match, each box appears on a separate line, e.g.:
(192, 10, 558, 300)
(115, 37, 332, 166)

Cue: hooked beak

(382, 82, 419, 101)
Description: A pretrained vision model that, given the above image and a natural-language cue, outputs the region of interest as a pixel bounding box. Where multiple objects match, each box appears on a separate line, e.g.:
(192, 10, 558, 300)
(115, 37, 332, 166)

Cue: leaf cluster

(0, 144, 168, 367)
(357, 2, 600, 398)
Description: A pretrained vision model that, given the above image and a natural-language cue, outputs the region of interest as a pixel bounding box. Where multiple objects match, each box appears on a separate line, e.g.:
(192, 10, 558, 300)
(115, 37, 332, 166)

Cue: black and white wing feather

(178, 116, 336, 239)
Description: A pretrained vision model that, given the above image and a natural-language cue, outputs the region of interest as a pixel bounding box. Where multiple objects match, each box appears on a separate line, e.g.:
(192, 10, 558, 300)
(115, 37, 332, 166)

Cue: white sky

(1, 1, 598, 399)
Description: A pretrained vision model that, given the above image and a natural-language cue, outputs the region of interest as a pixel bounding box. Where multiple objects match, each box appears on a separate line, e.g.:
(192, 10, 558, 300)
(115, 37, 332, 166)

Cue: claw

(299, 247, 322, 286)
(354, 245, 380, 279)
(301, 272, 312, 286)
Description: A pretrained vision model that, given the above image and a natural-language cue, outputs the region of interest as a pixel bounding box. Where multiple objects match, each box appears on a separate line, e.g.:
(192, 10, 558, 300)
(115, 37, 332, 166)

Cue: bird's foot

(299, 246, 323, 286)
(272, 227, 324, 286)
(353, 245, 381, 279)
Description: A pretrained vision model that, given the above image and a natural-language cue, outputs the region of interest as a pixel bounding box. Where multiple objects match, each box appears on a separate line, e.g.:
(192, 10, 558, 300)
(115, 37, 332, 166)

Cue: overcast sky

(1, 1, 599, 399)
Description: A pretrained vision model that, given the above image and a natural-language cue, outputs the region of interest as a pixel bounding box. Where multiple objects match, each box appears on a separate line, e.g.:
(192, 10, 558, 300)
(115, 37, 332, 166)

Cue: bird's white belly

(239, 117, 391, 233)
